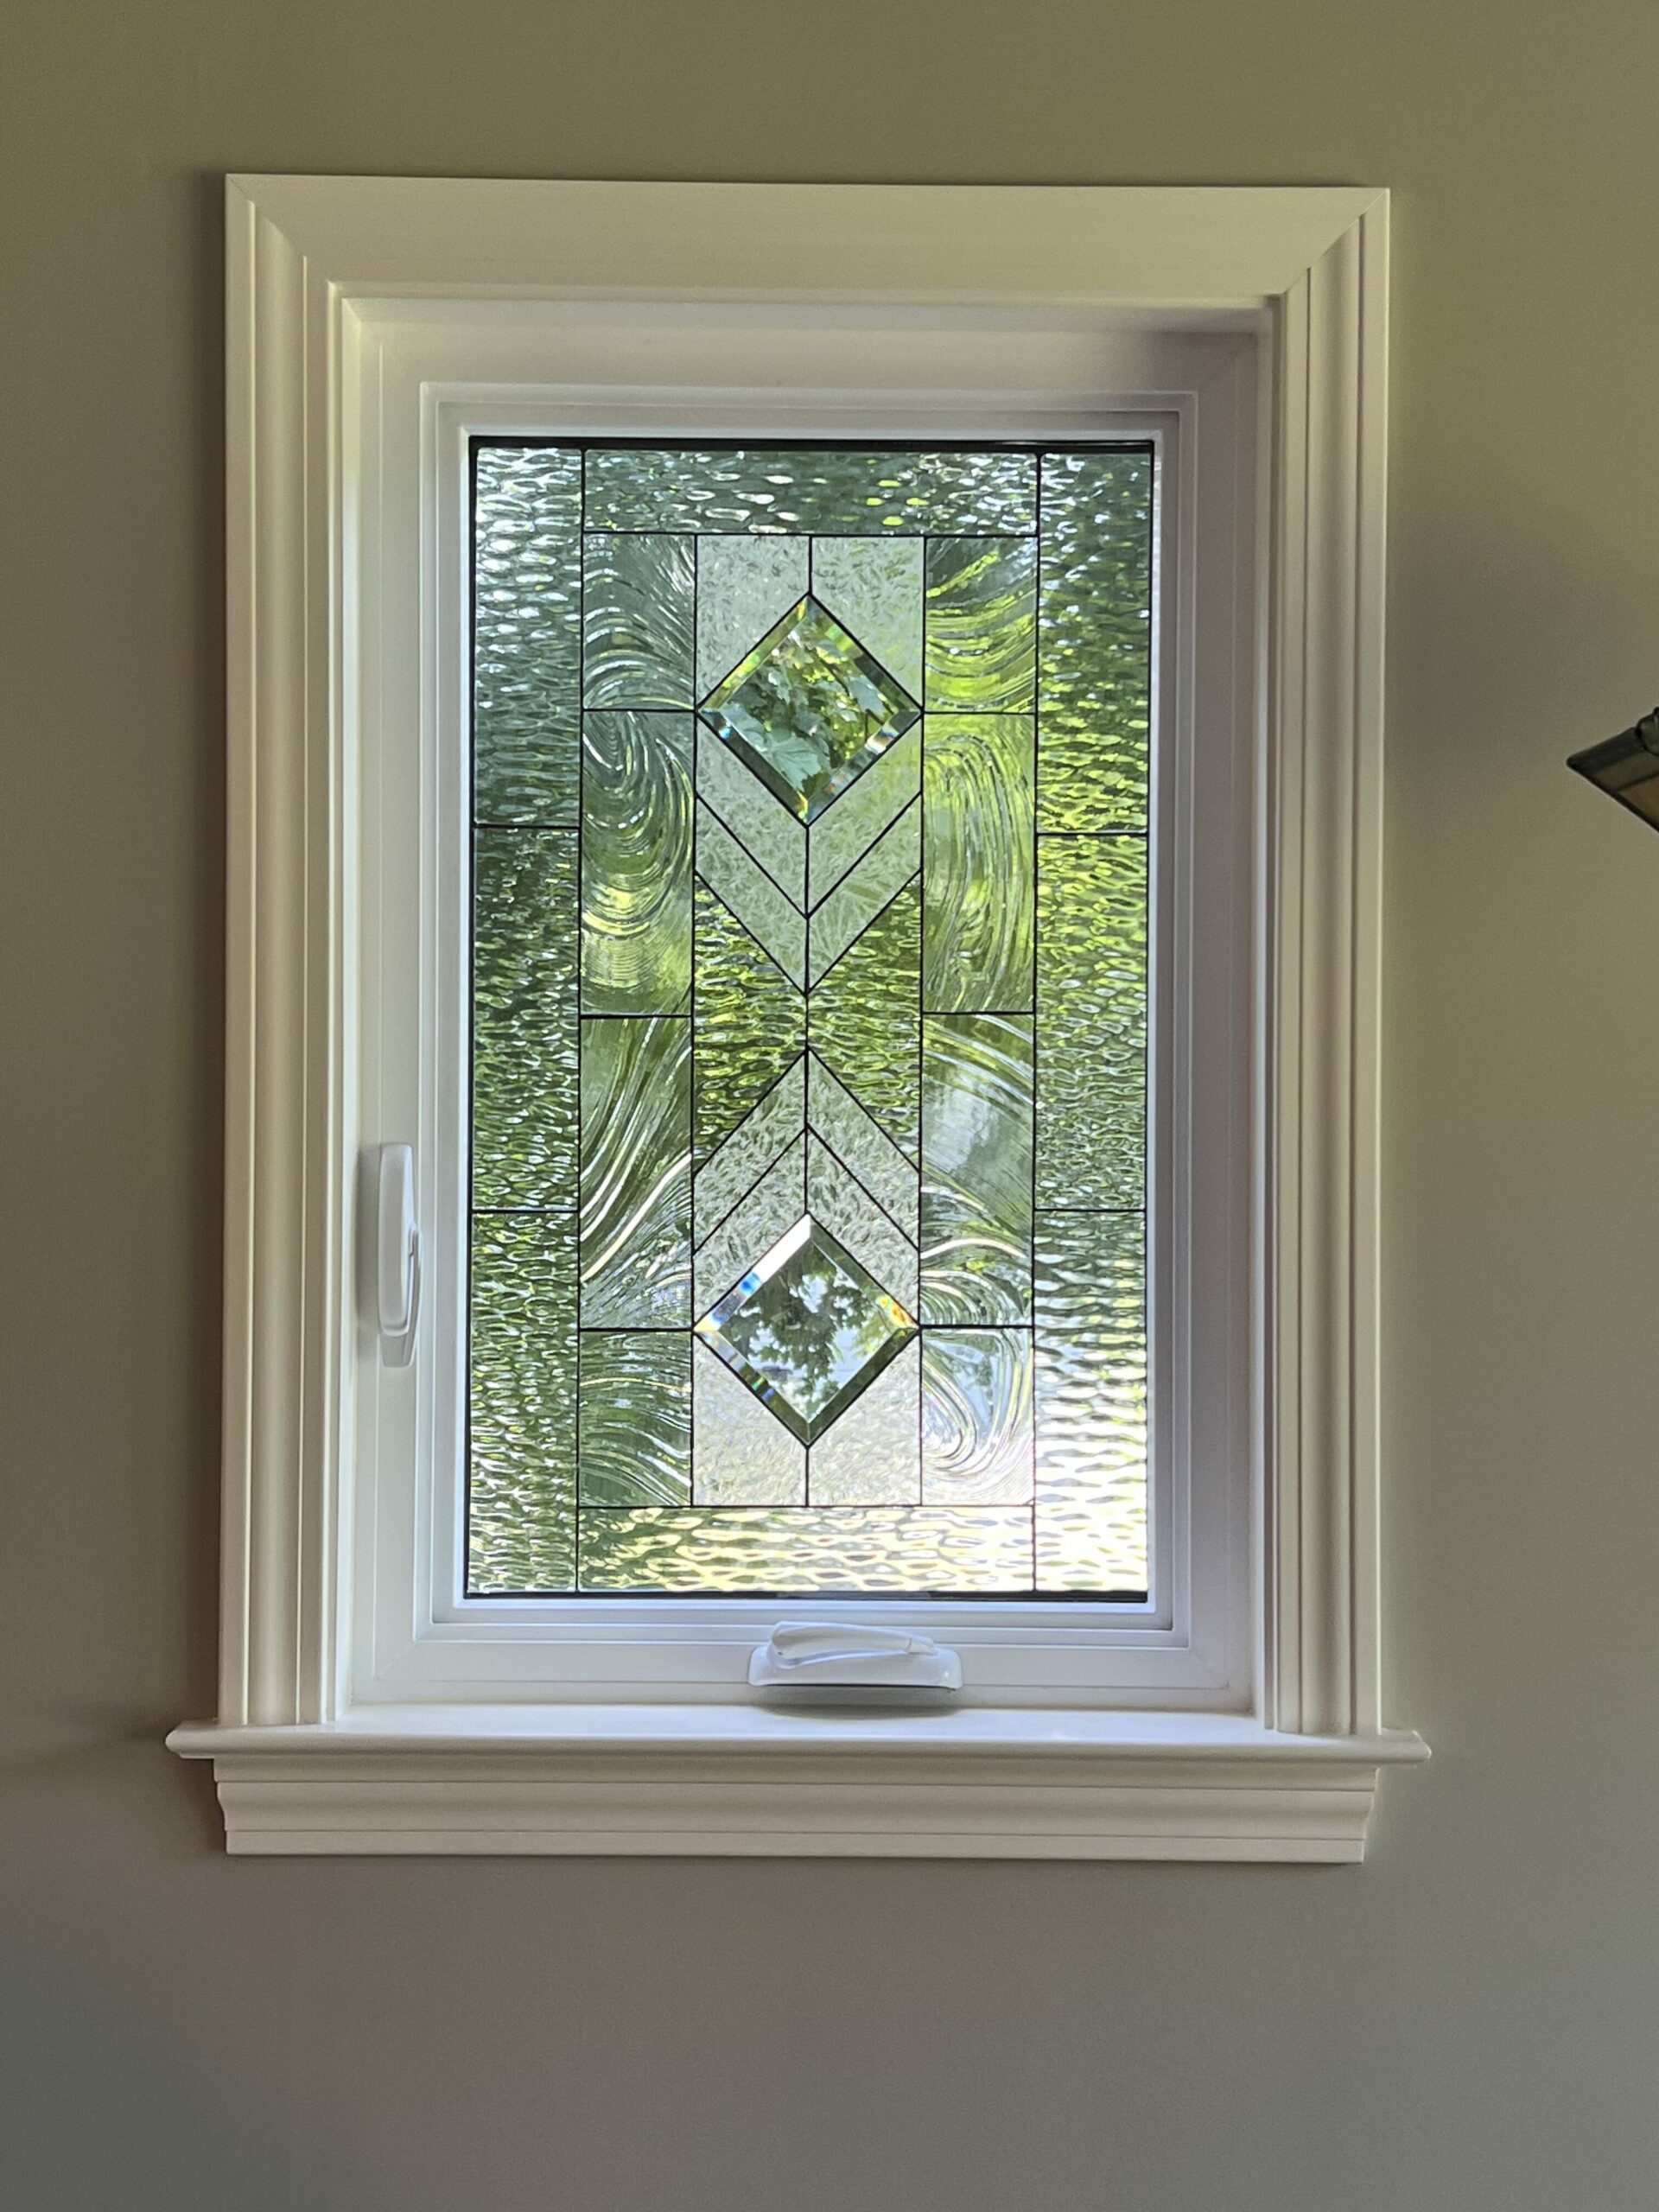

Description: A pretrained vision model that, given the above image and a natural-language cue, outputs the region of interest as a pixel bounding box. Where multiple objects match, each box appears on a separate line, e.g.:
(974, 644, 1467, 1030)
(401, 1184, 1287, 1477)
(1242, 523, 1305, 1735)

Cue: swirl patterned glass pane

(467, 440, 1154, 1597)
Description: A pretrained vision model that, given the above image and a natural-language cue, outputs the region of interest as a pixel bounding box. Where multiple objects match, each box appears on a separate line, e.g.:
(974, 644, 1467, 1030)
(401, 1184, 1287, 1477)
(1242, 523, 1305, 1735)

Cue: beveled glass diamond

(699, 595, 918, 824)
(694, 1214, 918, 1443)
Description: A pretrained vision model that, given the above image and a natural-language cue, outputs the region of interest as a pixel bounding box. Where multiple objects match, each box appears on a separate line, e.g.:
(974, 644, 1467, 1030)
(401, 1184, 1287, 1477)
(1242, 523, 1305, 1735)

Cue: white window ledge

(167, 1711, 1427, 1861)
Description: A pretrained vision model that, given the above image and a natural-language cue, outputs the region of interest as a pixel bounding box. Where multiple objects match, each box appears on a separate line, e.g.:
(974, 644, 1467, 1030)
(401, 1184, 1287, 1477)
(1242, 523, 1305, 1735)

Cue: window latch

(369, 1143, 422, 1369)
(748, 1622, 962, 1694)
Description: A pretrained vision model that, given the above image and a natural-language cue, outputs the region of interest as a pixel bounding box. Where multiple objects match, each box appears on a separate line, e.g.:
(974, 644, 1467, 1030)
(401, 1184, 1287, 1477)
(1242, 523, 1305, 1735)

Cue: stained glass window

(467, 442, 1153, 1597)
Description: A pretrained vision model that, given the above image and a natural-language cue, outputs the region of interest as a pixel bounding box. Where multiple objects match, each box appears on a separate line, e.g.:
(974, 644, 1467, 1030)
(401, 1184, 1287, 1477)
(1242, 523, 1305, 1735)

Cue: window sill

(167, 1707, 1427, 1861)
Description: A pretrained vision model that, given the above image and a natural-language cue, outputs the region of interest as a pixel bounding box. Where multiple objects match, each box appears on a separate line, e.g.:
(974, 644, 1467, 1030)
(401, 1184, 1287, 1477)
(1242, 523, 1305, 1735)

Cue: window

(170, 176, 1425, 1859)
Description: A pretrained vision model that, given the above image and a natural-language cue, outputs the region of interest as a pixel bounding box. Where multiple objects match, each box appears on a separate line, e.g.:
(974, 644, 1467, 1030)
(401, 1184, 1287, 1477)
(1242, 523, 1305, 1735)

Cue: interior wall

(5, 3, 1658, 2206)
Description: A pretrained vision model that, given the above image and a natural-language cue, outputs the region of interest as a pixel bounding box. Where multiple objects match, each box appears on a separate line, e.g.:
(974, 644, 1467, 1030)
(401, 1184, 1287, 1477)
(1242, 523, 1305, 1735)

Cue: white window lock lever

(369, 1143, 422, 1368)
(748, 1622, 962, 1694)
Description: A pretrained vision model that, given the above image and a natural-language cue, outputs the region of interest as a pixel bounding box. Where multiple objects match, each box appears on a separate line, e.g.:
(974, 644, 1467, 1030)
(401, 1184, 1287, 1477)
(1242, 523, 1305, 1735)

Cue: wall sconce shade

(1569, 709, 1659, 830)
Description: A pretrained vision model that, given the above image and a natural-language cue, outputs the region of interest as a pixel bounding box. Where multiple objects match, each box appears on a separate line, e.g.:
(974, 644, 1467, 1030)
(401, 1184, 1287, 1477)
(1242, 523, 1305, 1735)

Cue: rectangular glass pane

(468, 442, 1154, 1596)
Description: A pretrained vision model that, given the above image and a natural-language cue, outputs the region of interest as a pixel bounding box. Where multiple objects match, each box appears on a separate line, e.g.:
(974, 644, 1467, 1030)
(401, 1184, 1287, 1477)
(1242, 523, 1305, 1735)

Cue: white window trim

(168, 175, 1426, 1859)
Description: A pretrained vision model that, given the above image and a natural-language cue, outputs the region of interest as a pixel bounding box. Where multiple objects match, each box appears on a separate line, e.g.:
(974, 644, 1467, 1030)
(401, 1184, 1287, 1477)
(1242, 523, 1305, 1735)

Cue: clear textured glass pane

(580, 712, 692, 1014)
(582, 533, 695, 707)
(925, 538, 1037, 710)
(1036, 836, 1147, 1208)
(1035, 1211, 1147, 1592)
(579, 1016, 691, 1325)
(467, 1211, 578, 1592)
(1039, 449, 1154, 831)
(691, 1337, 806, 1503)
(696, 725, 806, 907)
(920, 1014, 1034, 1325)
(695, 1137, 805, 1318)
(807, 1053, 919, 1241)
(807, 1135, 918, 1311)
(578, 1506, 1034, 1592)
(922, 1328, 1034, 1504)
(474, 445, 582, 825)
(807, 883, 919, 1164)
(585, 448, 1037, 536)
(808, 807, 918, 983)
(696, 535, 810, 694)
(810, 537, 924, 697)
(806, 723, 919, 907)
(696, 804, 806, 987)
(473, 830, 578, 1208)
(693, 1053, 806, 1246)
(578, 1331, 692, 1505)
(692, 884, 805, 1175)
(923, 715, 1034, 1013)
(809, 1336, 921, 1504)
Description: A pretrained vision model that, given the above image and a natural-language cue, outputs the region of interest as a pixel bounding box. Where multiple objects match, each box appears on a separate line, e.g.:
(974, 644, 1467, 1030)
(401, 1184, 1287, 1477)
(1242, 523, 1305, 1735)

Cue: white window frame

(169, 176, 1426, 1859)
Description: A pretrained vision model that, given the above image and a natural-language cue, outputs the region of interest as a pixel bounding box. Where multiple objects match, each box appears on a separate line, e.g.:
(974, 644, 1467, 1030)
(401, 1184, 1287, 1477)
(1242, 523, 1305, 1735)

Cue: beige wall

(6, 3, 1659, 2205)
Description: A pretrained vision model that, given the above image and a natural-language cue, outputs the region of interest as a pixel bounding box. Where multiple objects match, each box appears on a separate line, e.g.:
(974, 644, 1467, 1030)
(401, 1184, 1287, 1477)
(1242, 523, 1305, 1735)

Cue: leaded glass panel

(467, 442, 1154, 1597)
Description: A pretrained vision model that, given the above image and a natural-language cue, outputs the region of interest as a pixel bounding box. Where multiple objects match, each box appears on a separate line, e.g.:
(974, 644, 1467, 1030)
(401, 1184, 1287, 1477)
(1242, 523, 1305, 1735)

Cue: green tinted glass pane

(923, 716, 1034, 1013)
(473, 830, 578, 1207)
(925, 538, 1037, 710)
(467, 1205, 578, 1591)
(692, 1339, 806, 1503)
(806, 1053, 919, 1242)
(1039, 449, 1154, 830)
(1035, 1211, 1147, 1592)
(578, 1332, 692, 1505)
(808, 881, 919, 1162)
(1036, 837, 1147, 1208)
(474, 446, 581, 824)
(580, 712, 692, 1014)
(693, 1053, 806, 1246)
(578, 1506, 1034, 1592)
(697, 536, 810, 693)
(808, 1337, 921, 1505)
(921, 1328, 1034, 1505)
(696, 725, 806, 906)
(693, 882, 805, 1169)
(810, 537, 924, 697)
(582, 533, 694, 707)
(585, 449, 1037, 535)
(920, 1014, 1034, 1325)
(579, 1016, 691, 1325)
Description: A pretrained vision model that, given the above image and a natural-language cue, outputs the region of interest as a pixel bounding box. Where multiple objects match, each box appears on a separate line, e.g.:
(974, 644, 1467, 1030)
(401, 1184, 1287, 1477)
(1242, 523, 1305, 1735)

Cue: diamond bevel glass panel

(577, 1507, 1034, 1592)
(924, 716, 1035, 1014)
(579, 1016, 691, 1325)
(1035, 1210, 1147, 1592)
(808, 882, 919, 1164)
(474, 445, 582, 825)
(580, 712, 692, 1014)
(1036, 836, 1147, 1208)
(691, 1338, 806, 1504)
(1039, 449, 1154, 831)
(473, 830, 578, 1207)
(922, 1328, 1034, 1505)
(806, 722, 920, 908)
(584, 449, 1037, 535)
(808, 1335, 921, 1505)
(695, 1215, 918, 1446)
(697, 536, 810, 694)
(700, 597, 918, 825)
(582, 533, 695, 708)
(810, 537, 925, 697)
(467, 1210, 577, 1592)
(696, 724, 806, 907)
(919, 1014, 1034, 1325)
(578, 1332, 692, 1506)
(692, 882, 805, 1172)
(925, 538, 1037, 710)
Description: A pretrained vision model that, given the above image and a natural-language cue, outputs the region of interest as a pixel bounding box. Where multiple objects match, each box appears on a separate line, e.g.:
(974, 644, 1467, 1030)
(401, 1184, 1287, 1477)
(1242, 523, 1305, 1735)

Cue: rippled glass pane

(696, 724, 806, 906)
(922, 1329, 1034, 1505)
(693, 1052, 806, 1246)
(1039, 449, 1154, 831)
(924, 716, 1034, 1013)
(696, 804, 805, 987)
(807, 1053, 919, 1241)
(582, 533, 695, 707)
(806, 1135, 918, 1311)
(473, 830, 578, 1208)
(467, 1211, 578, 1592)
(1036, 836, 1147, 1208)
(578, 1506, 1034, 1592)
(808, 805, 918, 983)
(692, 882, 804, 1173)
(808, 1335, 921, 1504)
(810, 537, 924, 697)
(579, 1016, 691, 1325)
(691, 1337, 806, 1503)
(578, 1331, 692, 1505)
(925, 538, 1037, 711)
(808, 882, 919, 1164)
(695, 1138, 805, 1318)
(806, 723, 919, 907)
(697, 535, 810, 694)
(474, 446, 582, 825)
(585, 448, 1037, 535)
(1035, 1211, 1147, 1592)
(920, 1014, 1034, 1325)
(580, 712, 692, 1014)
